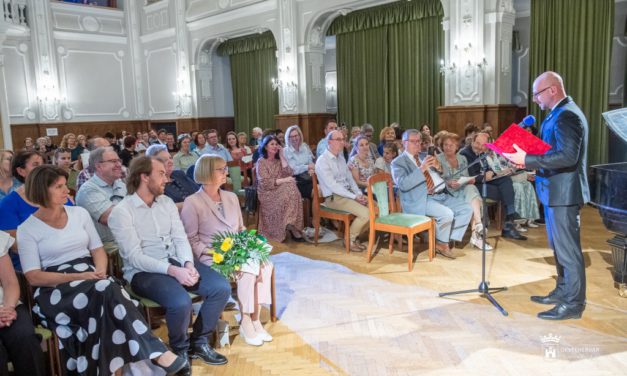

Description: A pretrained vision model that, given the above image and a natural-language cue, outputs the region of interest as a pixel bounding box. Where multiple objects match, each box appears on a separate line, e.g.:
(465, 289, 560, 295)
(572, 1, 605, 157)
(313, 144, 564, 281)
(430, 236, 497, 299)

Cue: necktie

(416, 155, 435, 193)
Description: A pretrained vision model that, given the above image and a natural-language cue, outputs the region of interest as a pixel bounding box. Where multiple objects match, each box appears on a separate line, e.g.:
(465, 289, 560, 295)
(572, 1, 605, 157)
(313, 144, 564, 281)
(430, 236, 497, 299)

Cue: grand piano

(589, 108, 627, 297)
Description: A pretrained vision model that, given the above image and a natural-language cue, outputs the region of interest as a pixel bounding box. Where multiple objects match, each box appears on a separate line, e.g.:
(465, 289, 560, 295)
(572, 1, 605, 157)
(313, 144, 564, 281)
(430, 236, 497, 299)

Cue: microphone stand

(438, 153, 508, 316)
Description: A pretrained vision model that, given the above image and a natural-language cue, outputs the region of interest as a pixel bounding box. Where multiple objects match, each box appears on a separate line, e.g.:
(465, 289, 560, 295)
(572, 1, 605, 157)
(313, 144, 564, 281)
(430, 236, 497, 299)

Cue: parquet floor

(158, 205, 626, 375)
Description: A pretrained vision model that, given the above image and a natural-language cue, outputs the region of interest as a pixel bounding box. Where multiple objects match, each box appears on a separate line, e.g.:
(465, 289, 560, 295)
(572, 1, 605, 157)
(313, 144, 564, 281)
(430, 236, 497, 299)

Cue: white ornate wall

(0, 0, 624, 149)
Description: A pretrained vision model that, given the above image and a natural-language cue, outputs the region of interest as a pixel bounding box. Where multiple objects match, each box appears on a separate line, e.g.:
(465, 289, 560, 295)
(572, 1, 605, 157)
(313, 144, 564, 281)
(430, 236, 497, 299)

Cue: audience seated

(316, 119, 339, 158)
(0, 231, 45, 376)
(147, 145, 199, 208)
(237, 132, 252, 152)
(135, 132, 149, 153)
(348, 136, 376, 192)
(226, 131, 251, 162)
(166, 133, 179, 154)
(256, 135, 304, 242)
(104, 132, 121, 153)
(17, 165, 188, 376)
(109, 156, 230, 369)
(436, 133, 492, 250)
(193, 132, 208, 156)
(173, 134, 199, 173)
(21, 137, 34, 152)
(59, 133, 84, 166)
(315, 130, 369, 252)
(75, 147, 127, 255)
(197, 130, 233, 162)
(459, 132, 527, 240)
(463, 122, 480, 147)
(360, 123, 381, 160)
(374, 143, 398, 174)
(252, 129, 276, 164)
(181, 155, 274, 347)
(377, 127, 397, 156)
(391, 129, 472, 259)
(0, 150, 20, 201)
(420, 123, 432, 137)
(284, 125, 315, 199)
(35, 137, 52, 163)
(54, 148, 79, 191)
(76, 137, 116, 192)
(250, 127, 263, 147)
(119, 135, 138, 167)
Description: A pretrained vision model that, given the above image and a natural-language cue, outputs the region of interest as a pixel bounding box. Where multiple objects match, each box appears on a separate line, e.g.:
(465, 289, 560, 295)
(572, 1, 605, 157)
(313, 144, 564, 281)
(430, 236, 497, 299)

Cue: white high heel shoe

(239, 327, 264, 346)
(256, 329, 273, 342)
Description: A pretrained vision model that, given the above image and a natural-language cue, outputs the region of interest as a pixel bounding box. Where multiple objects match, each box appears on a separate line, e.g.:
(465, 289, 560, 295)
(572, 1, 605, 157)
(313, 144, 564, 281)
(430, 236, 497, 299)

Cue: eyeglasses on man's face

(99, 159, 122, 165)
(330, 137, 345, 142)
(532, 86, 552, 98)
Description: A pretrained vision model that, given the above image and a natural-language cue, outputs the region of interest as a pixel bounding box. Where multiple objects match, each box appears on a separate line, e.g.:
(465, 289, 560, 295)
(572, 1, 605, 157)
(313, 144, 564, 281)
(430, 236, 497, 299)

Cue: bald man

(505, 71, 589, 320)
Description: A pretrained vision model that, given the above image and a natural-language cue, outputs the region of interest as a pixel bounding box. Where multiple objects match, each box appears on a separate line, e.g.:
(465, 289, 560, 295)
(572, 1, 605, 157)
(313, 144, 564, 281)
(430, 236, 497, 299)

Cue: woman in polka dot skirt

(16, 166, 188, 376)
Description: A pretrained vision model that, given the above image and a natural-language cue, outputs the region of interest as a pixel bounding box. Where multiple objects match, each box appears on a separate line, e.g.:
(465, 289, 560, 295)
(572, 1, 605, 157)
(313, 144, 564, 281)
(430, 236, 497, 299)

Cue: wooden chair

(311, 173, 355, 253)
(365, 173, 435, 271)
(16, 272, 62, 376)
(124, 286, 203, 328)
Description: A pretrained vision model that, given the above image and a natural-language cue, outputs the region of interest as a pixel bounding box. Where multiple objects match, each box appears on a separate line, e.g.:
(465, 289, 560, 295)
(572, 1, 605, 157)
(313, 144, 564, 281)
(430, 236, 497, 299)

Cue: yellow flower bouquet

(208, 229, 271, 279)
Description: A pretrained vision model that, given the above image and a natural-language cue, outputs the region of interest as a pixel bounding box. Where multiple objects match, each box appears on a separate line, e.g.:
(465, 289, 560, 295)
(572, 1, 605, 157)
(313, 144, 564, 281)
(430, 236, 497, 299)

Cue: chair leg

(313, 215, 320, 246)
(388, 233, 394, 254)
(270, 268, 277, 322)
(366, 226, 375, 262)
(344, 219, 351, 254)
(428, 221, 435, 261)
(496, 202, 503, 231)
(407, 234, 414, 272)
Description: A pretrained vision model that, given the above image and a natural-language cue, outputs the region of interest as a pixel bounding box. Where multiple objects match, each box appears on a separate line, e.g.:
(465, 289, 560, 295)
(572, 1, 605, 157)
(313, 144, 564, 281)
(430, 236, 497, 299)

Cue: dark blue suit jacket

(525, 97, 590, 207)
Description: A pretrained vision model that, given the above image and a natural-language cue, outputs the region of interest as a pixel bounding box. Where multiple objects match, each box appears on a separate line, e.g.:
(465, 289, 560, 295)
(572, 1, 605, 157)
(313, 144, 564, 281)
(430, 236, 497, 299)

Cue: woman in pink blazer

(180, 154, 273, 347)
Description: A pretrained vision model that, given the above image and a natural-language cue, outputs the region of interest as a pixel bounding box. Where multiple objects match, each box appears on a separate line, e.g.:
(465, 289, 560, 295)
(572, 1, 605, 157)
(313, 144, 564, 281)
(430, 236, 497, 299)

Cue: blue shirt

(0, 178, 21, 202)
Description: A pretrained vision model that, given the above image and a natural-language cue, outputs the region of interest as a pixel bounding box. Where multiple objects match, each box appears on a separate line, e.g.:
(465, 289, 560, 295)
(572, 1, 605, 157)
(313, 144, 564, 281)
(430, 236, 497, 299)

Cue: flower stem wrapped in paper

(207, 229, 272, 279)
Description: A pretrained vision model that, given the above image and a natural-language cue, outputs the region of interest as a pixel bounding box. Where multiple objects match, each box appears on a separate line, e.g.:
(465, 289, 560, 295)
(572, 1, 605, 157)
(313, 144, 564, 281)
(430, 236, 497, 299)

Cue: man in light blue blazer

(391, 129, 472, 259)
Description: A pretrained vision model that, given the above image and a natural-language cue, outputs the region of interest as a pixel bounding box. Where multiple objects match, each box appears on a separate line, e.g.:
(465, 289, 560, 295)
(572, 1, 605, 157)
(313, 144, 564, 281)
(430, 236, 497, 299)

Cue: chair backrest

(366, 173, 395, 220)
(311, 172, 322, 211)
(227, 161, 243, 192)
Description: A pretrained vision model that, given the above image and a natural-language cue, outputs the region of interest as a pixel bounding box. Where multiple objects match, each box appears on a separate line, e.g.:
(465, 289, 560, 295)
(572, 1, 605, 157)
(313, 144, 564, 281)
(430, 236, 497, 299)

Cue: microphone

(517, 115, 536, 129)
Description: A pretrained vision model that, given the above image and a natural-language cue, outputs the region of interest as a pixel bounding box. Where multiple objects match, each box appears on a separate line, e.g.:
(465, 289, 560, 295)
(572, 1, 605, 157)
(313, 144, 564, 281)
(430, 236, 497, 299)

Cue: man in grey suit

(391, 129, 472, 259)
(505, 71, 589, 320)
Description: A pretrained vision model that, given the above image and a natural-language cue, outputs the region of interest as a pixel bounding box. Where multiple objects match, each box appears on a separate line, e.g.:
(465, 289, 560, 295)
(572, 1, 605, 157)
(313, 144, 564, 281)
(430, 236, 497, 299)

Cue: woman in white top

(283, 125, 314, 199)
(17, 165, 187, 376)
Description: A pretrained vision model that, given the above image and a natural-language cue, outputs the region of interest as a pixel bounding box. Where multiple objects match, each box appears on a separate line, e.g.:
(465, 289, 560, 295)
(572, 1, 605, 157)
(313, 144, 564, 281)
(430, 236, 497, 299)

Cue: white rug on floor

(271, 252, 627, 376)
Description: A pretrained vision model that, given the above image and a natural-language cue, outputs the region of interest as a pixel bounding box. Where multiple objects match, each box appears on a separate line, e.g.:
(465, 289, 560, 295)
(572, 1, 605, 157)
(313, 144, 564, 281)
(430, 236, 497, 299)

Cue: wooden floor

(158, 205, 626, 375)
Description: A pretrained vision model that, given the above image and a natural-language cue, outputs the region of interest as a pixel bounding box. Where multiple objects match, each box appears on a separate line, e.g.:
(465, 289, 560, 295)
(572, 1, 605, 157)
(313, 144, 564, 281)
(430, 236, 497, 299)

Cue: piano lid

(589, 162, 627, 235)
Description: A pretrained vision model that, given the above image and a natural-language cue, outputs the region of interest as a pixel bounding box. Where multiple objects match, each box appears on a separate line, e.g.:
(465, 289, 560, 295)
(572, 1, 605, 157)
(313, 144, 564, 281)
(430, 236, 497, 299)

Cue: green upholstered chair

(366, 173, 435, 271)
(312, 173, 355, 254)
(124, 285, 203, 327)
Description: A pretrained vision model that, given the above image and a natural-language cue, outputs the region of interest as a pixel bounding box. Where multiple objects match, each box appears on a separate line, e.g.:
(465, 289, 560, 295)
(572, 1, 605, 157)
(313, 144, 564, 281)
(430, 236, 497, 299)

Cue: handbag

(244, 185, 258, 213)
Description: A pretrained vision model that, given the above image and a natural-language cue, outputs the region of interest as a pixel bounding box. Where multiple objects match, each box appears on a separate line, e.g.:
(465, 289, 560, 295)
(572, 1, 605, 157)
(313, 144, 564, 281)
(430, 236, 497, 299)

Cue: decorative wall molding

(187, 0, 277, 32)
(140, 27, 176, 44)
(145, 45, 177, 116)
(186, 0, 267, 23)
(146, 7, 169, 33)
(53, 30, 127, 44)
(2, 43, 34, 119)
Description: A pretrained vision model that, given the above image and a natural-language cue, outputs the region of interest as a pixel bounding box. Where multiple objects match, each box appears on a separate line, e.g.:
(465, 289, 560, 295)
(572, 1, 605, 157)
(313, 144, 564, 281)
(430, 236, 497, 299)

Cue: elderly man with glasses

(76, 146, 127, 256)
(315, 130, 370, 252)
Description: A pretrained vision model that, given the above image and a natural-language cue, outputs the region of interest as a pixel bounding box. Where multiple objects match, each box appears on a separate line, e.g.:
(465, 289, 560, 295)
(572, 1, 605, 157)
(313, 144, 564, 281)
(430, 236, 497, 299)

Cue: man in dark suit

(505, 71, 589, 320)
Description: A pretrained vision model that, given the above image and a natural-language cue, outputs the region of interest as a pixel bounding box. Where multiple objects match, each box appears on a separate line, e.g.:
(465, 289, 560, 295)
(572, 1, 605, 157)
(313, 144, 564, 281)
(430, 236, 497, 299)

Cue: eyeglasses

(532, 86, 552, 98)
(99, 159, 122, 165)
(215, 166, 229, 173)
(288, 134, 300, 139)
(330, 137, 345, 142)
(406, 139, 421, 144)
(1, 157, 12, 162)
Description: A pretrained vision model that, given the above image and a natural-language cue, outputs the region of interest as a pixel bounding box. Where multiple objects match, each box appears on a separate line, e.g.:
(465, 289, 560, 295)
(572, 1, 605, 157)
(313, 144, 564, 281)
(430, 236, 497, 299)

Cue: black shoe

(189, 343, 228, 365)
(506, 212, 522, 222)
(535, 218, 546, 224)
(537, 303, 584, 320)
(501, 227, 528, 240)
(152, 353, 190, 376)
(530, 293, 563, 305)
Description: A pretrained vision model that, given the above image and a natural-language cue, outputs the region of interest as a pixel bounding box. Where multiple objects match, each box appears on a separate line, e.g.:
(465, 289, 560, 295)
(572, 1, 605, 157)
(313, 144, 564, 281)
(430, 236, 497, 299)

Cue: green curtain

(328, 0, 443, 140)
(529, 0, 614, 165)
(218, 32, 279, 134)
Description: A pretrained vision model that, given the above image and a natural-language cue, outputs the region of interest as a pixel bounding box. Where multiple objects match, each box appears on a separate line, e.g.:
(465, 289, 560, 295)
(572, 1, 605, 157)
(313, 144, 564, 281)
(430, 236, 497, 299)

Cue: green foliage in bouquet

(208, 229, 271, 279)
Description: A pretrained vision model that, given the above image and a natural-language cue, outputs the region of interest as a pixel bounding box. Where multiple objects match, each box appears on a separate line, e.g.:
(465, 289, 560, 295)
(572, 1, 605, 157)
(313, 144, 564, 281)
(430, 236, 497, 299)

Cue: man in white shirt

(315, 130, 369, 252)
(75, 147, 126, 255)
(316, 119, 338, 158)
(109, 156, 230, 370)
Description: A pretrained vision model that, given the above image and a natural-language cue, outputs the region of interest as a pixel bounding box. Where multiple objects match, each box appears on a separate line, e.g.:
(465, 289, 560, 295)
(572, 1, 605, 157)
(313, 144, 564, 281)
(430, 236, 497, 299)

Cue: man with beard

(109, 156, 231, 374)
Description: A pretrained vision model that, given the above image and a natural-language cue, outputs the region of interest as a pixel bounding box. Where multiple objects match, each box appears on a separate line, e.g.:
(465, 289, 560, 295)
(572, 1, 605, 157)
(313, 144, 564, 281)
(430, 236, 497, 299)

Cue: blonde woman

(181, 155, 274, 346)
(377, 126, 397, 156)
(59, 133, 84, 164)
(0, 150, 20, 201)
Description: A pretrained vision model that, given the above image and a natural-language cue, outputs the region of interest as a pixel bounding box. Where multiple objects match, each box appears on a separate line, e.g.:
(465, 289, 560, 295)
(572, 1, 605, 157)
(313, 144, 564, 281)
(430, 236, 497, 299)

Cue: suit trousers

(324, 195, 369, 242)
(426, 194, 473, 243)
(236, 263, 274, 314)
(476, 177, 516, 216)
(544, 205, 586, 306)
(131, 260, 231, 352)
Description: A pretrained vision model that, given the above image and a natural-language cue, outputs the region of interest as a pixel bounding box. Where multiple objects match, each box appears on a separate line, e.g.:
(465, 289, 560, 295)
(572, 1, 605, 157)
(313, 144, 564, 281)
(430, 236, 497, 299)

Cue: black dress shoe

(189, 343, 228, 365)
(501, 227, 528, 240)
(151, 354, 189, 376)
(530, 293, 562, 305)
(537, 303, 584, 320)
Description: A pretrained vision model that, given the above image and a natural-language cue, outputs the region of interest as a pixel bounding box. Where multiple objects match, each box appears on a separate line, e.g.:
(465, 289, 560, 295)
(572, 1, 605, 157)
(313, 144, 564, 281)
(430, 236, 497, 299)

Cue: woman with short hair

(17, 165, 188, 376)
(181, 155, 274, 346)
